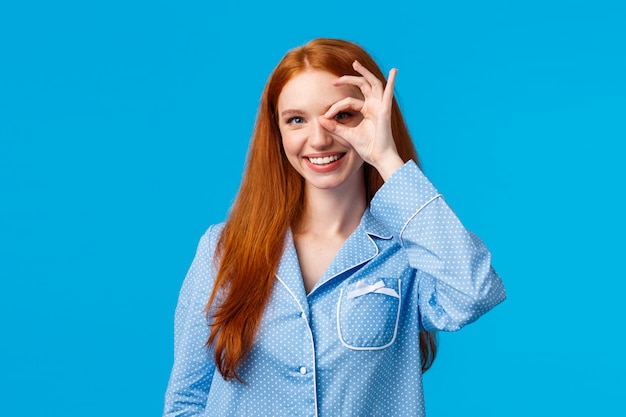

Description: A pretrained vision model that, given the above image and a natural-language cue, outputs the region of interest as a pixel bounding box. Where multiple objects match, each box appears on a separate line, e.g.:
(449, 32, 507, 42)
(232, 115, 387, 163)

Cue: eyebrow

(280, 109, 305, 118)
(280, 103, 336, 118)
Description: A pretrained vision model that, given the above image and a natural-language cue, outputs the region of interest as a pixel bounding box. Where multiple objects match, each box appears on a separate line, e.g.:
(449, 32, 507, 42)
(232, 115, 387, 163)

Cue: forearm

(370, 161, 506, 330)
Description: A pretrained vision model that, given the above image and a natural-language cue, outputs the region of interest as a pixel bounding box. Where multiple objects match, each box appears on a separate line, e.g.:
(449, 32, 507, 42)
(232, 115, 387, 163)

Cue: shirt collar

(360, 207, 393, 240)
(275, 207, 393, 303)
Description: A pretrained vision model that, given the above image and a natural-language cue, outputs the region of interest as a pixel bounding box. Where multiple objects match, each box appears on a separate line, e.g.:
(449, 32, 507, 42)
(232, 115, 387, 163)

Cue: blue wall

(1, 1, 624, 415)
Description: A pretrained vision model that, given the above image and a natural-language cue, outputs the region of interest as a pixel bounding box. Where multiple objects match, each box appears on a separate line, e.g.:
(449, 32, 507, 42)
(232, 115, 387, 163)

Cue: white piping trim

(336, 280, 402, 351)
(366, 231, 393, 240)
(308, 233, 379, 298)
(275, 275, 319, 417)
(399, 194, 443, 245)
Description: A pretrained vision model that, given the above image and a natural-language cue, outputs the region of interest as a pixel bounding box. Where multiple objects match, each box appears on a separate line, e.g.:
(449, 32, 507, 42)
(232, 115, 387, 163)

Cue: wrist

(371, 152, 405, 181)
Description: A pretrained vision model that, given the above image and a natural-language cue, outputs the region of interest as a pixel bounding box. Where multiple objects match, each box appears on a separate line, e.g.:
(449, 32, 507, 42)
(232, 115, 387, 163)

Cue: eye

(333, 111, 352, 122)
(286, 116, 305, 124)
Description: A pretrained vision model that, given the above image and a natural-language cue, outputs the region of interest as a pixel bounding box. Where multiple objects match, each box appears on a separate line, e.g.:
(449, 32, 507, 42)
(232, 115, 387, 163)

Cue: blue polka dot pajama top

(163, 161, 506, 416)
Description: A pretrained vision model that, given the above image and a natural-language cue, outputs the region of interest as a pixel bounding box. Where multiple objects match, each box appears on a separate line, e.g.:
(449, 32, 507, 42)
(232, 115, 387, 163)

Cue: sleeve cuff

(369, 160, 442, 238)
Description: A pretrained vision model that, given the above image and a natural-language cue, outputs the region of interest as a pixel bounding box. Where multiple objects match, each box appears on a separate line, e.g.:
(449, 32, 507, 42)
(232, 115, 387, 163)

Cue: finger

(352, 60, 384, 97)
(331, 75, 372, 97)
(382, 68, 397, 110)
(323, 97, 365, 119)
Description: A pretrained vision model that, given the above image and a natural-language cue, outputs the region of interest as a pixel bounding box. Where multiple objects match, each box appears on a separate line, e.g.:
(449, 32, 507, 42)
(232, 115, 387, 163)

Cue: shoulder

(194, 222, 226, 276)
(177, 223, 226, 305)
(202, 222, 225, 253)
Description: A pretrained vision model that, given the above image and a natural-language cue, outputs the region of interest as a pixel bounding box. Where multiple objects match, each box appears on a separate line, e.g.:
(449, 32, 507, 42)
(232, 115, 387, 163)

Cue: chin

(305, 171, 365, 193)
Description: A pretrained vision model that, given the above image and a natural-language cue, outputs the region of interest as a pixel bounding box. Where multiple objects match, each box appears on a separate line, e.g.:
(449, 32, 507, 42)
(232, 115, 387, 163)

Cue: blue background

(1, 1, 624, 415)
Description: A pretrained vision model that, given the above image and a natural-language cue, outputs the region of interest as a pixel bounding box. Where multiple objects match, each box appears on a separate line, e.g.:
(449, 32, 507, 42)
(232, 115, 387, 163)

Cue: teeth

(308, 154, 342, 165)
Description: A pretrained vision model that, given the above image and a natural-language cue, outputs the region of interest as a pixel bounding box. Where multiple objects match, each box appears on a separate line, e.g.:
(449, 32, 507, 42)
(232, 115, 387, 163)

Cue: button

(300, 311, 306, 318)
(299, 367, 307, 375)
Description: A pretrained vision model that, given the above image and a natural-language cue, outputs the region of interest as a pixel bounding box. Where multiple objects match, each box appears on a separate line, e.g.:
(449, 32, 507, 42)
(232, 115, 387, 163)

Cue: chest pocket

(336, 278, 402, 350)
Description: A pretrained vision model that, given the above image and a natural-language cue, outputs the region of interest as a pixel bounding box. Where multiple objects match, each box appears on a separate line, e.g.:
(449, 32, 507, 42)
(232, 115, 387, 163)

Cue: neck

(295, 181, 367, 238)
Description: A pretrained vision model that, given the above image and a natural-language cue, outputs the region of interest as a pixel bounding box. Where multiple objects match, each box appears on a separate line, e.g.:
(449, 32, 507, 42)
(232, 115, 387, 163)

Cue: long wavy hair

(207, 38, 437, 381)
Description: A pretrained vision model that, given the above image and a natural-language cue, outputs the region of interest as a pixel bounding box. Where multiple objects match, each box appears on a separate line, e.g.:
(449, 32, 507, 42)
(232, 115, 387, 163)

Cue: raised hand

(318, 60, 404, 181)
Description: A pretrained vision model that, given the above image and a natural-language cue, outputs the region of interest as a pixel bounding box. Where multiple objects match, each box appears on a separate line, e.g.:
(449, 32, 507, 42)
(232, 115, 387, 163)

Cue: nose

(309, 118, 333, 148)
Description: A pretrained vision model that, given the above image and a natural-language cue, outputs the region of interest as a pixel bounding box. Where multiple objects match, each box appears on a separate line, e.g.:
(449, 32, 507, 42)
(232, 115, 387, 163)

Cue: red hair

(207, 38, 436, 381)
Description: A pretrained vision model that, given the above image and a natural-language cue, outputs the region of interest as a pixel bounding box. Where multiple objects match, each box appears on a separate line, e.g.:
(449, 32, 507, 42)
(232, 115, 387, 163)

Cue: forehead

(277, 70, 362, 111)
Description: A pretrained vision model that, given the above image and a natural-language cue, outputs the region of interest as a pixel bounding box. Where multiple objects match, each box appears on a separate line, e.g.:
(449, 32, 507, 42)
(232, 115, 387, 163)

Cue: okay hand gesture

(318, 60, 405, 180)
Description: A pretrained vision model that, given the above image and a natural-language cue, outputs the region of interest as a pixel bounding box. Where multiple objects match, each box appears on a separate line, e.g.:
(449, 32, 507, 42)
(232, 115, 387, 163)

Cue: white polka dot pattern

(163, 161, 506, 416)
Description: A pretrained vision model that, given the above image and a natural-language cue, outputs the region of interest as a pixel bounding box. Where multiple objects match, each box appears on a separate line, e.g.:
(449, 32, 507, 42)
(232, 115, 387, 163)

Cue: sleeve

(369, 161, 506, 332)
(163, 226, 218, 416)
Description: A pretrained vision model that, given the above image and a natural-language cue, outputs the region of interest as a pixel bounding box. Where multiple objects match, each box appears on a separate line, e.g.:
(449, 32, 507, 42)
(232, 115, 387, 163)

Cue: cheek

(280, 130, 303, 157)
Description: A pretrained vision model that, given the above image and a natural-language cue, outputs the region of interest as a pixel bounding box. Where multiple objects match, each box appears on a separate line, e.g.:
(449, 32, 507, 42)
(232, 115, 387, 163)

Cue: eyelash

(286, 116, 305, 124)
(285, 112, 352, 125)
(334, 111, 352, 121)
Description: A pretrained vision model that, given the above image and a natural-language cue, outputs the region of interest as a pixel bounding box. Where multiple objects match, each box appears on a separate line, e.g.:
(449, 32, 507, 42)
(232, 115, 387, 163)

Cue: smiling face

(277, 70, 365, 194)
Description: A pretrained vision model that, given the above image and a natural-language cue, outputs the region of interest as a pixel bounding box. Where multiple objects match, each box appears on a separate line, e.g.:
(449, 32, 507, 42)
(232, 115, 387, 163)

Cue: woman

(163, 38, 505, 416)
